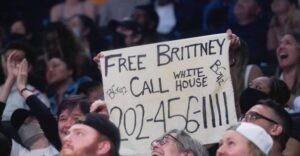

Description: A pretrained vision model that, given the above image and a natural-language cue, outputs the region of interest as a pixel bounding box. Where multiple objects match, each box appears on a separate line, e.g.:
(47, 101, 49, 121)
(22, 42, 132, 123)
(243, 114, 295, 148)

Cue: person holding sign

(229, 34, 264, 117)
(217, 122, 273, 156)
(151, 129, 209, 156)
(93, 29, 241, 155)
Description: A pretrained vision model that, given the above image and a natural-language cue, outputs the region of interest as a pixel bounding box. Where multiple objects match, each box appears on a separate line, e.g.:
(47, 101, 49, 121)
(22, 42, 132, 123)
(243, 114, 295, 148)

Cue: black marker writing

(104, 53, 147, 77)
(106, 85, 127, 99)
(157, 38, 226, 66)
(130, 76, 169, 97)
(210, 59, 226, 86)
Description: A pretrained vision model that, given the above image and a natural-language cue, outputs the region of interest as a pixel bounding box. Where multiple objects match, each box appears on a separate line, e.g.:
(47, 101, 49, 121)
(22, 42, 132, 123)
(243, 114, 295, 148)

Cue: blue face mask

(239, 87, 269, 114)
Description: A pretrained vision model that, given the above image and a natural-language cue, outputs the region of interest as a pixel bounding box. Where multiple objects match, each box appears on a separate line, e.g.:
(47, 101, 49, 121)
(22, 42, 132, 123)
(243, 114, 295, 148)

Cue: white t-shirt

(2, 85, 50, 121)
(10, 140, 59, 156)
(279, 74, 300, 113)
(285, 96, 300, 114)
(155, 2, 176, 34)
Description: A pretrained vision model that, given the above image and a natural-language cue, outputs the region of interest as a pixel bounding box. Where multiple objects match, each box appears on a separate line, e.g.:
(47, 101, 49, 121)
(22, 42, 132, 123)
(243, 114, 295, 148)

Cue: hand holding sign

(227, 29, 241, 66)
(93, 52, 104, 70)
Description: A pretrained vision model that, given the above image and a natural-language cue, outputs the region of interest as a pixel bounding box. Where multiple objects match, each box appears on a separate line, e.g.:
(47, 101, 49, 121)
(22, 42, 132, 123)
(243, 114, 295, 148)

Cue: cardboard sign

(100, 33, 237, 155)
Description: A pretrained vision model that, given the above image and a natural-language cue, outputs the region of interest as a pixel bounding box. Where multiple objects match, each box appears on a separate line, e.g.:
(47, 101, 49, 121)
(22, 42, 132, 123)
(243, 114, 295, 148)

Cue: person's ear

(270, 124, 283, 136)
(96, 140, 112, 155)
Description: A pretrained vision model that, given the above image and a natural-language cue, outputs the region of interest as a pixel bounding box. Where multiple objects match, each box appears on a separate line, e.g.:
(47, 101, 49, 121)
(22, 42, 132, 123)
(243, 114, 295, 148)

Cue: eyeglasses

(151, 134, 184, 150)
(240, 111, 278, 124)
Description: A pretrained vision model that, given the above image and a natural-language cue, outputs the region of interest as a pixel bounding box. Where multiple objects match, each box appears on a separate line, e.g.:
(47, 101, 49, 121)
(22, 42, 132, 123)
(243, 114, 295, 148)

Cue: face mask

(18, 123, 44, 147)
(72, 27, 81, 38)
(239, 88, 269, 114)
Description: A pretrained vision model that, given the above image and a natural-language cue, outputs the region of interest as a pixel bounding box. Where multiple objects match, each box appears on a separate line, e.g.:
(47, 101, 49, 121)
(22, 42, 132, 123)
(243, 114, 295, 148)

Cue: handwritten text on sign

(101, 33, 237, 155)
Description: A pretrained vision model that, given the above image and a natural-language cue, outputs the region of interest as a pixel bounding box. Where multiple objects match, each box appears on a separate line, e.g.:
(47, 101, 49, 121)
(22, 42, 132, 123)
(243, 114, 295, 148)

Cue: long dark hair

(43, 22, 83, 60)
(286, 31, 300, 95)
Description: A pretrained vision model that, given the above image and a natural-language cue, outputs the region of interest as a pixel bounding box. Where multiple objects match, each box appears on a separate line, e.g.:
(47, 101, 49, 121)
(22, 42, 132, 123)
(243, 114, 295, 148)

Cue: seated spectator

(60, 113, 120, 156)
(239, 76, 290, 114)
(8, 19, 33, 45)
(42, 22, 83, 59)
(0, 41, 49, 121)
(131, 5, 161, 44)
(0, 59, 58, 155)
(41, 22, 92, 79)
(107, 19, 146, 48)
(267, 0, 299, 54)
(9, 109, 59, 155)
(10, 20, 27, 35)
(46, 56, 92, 115)
(148, 0, 179, 40)
(150, 0, 204, 39)
(202, 0, 235, 34)
(56, 95, 91, 142)
(229, 0, 270, 66)
(276, 31, 300, 113)
(151, 129, 209, 156)
(67, 14, 108, 58)
(98, 0, 147, 27)
(50, 0, 96, 22)
(242, 99, 293, 156)
(177, 0, 205, 36)
(217, 122, 273, 156)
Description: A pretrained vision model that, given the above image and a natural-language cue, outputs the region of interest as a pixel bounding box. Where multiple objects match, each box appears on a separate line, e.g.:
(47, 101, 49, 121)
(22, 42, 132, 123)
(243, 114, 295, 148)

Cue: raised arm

(0, 51, 19, 103)
(16, 59, 61, 150)
(227, 29, 240, 51)
(0, 51, 20, 149)
(0, 51, 21, 125)
(227, 29, 242, 67)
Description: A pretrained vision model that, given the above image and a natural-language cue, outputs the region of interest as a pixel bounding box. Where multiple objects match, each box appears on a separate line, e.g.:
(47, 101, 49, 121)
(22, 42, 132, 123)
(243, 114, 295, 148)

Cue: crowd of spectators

(0, 0, 300, 155)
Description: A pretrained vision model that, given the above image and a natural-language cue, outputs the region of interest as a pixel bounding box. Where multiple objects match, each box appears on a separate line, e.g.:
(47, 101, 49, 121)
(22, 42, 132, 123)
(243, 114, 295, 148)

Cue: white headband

(236, 122, 273, 155)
